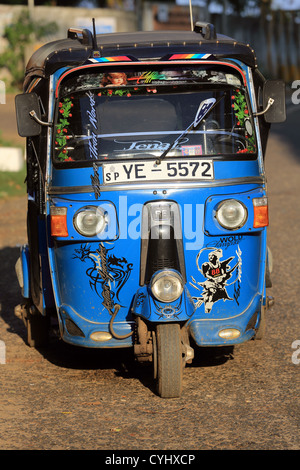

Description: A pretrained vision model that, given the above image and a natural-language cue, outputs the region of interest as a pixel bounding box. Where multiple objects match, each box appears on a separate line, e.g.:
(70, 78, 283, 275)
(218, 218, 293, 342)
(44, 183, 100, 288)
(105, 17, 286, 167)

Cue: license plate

(102, 159, 214, 184)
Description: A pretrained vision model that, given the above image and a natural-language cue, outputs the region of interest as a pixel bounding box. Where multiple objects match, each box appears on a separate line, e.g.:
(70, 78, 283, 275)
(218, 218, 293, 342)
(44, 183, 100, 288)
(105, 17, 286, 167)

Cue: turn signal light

(50, 206, 68, 237)
(253, 197, 269, 228)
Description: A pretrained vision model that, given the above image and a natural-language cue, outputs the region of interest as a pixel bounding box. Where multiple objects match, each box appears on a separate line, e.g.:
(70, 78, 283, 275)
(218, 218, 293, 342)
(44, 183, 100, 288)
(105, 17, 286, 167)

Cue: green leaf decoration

(55, 98, 74, 161)
(232, 90, 256, 154)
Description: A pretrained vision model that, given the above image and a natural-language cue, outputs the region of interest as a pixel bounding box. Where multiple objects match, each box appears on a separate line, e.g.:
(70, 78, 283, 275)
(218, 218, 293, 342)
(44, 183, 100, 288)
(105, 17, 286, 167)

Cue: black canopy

(24, 28, 257, 89)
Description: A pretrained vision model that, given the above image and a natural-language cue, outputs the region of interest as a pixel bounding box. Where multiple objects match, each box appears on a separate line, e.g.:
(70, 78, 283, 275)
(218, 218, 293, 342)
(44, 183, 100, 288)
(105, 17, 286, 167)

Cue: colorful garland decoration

(55, 97, 74, 161)
(231, 89, 256, 154)
(55, 91, 143, 162)
(98, 87, 141, 97)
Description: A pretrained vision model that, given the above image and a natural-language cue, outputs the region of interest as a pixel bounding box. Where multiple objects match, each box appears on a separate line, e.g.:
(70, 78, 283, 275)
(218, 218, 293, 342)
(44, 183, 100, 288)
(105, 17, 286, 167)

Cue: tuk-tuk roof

(24, 27, 257, 89)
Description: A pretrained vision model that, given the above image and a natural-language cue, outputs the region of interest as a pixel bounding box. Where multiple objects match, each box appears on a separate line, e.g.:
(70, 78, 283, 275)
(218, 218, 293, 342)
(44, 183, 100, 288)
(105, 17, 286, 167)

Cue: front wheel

(154, 323, 183, 398)
(17, 302, 50, 348)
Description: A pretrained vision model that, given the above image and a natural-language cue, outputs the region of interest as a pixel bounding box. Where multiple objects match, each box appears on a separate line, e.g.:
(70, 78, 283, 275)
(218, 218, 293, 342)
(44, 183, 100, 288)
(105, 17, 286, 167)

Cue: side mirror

(15, 93, 42, 137)
(263, 80, 286, 123)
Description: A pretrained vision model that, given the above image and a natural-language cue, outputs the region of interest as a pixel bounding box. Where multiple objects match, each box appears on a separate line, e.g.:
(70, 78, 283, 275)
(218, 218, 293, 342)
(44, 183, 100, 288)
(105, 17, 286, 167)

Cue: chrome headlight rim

(73, 205, 107, 237)
(215, 199, 248, 231)
(150, 269, 184, 303)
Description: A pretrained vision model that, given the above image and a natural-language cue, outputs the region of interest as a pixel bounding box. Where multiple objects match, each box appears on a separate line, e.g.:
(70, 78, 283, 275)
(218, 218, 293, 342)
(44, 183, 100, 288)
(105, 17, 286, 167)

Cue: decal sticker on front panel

(73, 243, 133, 314)
(190, 245, 242, 313)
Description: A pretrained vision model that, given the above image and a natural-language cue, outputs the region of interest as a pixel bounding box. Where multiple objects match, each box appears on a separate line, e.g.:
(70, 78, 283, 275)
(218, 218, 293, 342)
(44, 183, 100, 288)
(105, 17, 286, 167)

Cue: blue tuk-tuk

(15, 22, 285, 397)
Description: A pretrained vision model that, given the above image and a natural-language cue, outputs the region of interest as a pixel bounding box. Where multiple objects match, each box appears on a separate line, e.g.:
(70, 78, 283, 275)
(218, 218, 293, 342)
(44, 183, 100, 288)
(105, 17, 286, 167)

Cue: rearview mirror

(263, 80, 286, 123)
(15, 93, 42, 137)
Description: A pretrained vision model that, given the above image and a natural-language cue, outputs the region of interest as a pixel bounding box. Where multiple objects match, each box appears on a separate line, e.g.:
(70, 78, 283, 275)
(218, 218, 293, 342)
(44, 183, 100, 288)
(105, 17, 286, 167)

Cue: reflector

(50, 207, 68, 237)
(253, 205, 269, 228)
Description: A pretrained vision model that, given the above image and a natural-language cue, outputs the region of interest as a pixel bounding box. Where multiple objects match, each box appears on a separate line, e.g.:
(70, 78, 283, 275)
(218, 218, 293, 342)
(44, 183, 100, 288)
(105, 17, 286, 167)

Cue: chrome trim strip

(48, 177, 264, 195)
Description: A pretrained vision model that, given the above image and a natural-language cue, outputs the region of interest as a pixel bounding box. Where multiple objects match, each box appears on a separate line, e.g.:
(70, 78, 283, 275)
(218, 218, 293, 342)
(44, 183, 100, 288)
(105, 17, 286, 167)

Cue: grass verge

(0, 130, 26, 199)
(0, 166, 26, 199)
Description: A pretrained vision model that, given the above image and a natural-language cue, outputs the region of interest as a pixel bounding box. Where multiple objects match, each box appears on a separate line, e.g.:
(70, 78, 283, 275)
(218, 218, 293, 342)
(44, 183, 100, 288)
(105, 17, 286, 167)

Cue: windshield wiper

(155, 97, 221, 165)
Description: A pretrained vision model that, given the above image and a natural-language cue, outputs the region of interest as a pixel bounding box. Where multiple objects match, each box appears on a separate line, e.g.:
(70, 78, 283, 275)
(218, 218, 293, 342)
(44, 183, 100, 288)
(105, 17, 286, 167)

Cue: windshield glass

(54, 65, 257, 164)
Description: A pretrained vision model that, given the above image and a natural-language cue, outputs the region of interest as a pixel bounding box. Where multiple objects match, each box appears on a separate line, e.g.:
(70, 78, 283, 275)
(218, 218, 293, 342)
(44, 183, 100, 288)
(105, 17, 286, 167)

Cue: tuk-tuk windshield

(54, 65, 257, 163)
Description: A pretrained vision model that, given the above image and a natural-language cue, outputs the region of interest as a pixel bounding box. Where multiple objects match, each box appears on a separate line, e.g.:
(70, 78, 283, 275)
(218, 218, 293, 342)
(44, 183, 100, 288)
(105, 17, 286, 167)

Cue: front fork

(134, 317, 194, 364)
(132, 286, 195, 366)
(133, 309, 194, 398)
(134, 199, 195, 367)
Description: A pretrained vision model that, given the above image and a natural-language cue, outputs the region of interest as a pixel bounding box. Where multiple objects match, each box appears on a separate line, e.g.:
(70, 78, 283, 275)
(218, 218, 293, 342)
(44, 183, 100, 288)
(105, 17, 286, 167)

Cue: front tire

(155, 323, 183, 398)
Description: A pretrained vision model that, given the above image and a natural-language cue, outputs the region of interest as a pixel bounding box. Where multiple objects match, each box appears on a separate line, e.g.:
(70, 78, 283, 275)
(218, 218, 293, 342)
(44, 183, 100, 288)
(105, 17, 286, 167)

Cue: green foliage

(0, 167, 26, 199)
(232, 90, 248, 125)
(231, 90, 256, 153)
(0, 130, 26, 199)
(0, 10, 57, 89)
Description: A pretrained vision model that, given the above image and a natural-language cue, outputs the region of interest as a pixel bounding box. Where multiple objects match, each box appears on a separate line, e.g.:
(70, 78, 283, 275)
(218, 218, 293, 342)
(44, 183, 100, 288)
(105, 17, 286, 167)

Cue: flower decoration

(231, 89, 256, 154)
(98, 87, 140, 97)
(55, 97, 74, 161)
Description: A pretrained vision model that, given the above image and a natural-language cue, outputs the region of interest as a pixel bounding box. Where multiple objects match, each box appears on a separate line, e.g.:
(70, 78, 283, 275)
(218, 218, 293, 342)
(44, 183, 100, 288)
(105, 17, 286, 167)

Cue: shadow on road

(0, 246, 27, 343)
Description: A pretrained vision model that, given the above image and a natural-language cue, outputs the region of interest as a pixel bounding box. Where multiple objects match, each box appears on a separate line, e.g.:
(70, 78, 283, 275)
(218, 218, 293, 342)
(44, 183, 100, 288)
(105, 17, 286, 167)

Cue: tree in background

(0, 10, 57, 89)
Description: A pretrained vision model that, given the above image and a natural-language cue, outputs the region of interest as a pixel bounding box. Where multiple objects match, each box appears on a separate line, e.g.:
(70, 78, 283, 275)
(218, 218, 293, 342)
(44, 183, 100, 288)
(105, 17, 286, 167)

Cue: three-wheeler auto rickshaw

(15, 22, 285, 397)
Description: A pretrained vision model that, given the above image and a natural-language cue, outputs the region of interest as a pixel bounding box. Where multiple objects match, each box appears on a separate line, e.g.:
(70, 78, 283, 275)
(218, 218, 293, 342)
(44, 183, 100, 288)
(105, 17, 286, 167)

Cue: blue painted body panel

(46, 179, 267, 348)
(24, 58, 269, 349)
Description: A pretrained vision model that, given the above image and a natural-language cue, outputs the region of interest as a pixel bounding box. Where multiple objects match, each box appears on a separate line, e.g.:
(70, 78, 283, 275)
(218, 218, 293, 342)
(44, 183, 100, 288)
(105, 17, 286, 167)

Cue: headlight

(73, 206, 107, 237)
(151, 270, 184, 303)
(216, 199, 247, 230)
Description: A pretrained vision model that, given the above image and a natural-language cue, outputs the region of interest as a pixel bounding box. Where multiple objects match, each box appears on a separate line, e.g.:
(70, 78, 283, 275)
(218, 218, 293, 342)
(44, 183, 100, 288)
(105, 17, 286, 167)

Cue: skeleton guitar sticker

(190, 246, 242, 314)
